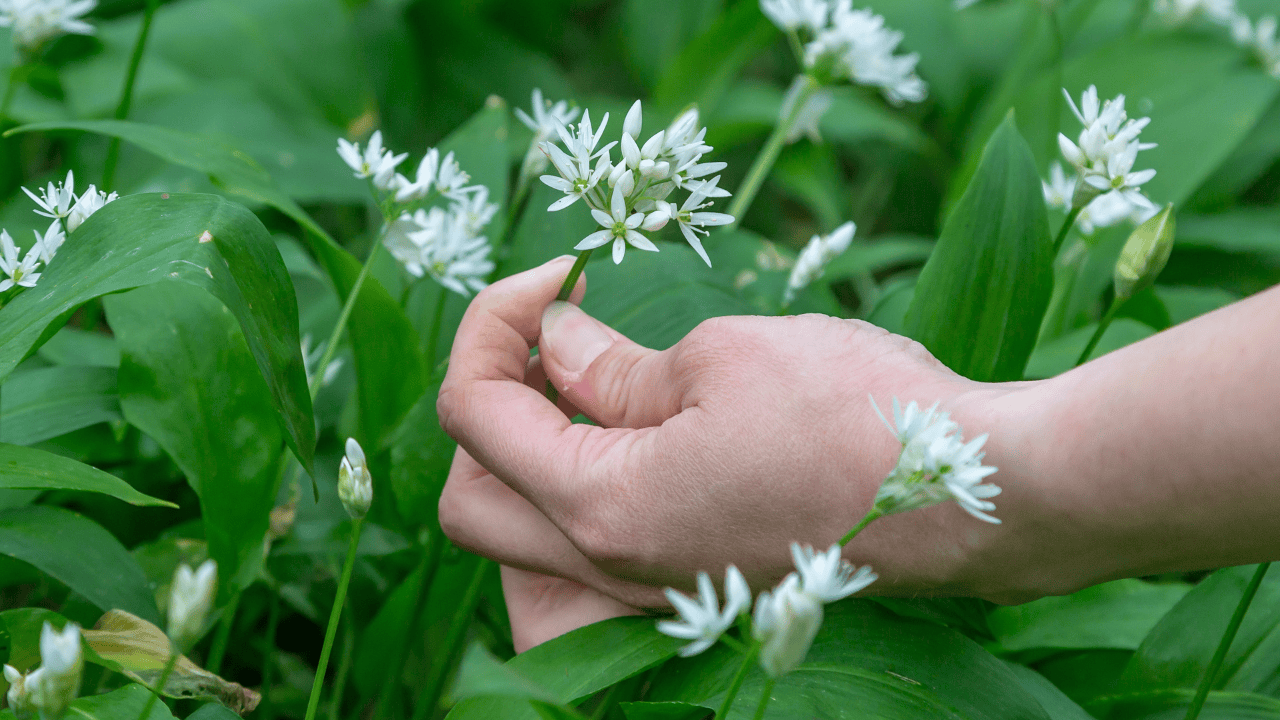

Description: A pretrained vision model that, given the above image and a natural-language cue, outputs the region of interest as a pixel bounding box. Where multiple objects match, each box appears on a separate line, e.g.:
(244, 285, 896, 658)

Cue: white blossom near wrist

(656, 565, 751, 657)
(752, 574, 823, 678)
(538, 100, 733, 266)
(338, 437, 373, 520)
(790, 542, 877, 602)
(870, 396, 1002, 523)
(337, 130, 408, 191)
(0, 0, 97, 54)
(167, 559, 217, 650)
(783, 221, 855, 307)
(1057, 86, 1157, 212)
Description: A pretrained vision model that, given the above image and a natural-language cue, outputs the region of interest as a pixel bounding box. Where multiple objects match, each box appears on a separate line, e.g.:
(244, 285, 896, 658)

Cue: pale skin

(436, 255, 1280, 653)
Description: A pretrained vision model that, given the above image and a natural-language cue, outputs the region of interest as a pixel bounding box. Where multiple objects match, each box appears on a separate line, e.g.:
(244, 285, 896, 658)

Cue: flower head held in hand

(790, 542, 876, 602)
(168, 559, 217, 650)
(783, 221, 855, 307)
(657, 566, 750, 657)
(753, 574, 823, 678)
(539, 100, 733, 266)
(871, 396, 1001, 523)
(338, 437, 373, 519)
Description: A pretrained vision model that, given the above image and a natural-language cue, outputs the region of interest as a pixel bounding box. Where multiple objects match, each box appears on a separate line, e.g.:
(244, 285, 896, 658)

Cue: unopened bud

(622, 100, 643, 140)
(168, 560, 217, 650)
(1070, 177, 1102, 211)
(338, 437, 373, 519)
(752, 575, 823, 678)
(1114, 203, 1175, 302)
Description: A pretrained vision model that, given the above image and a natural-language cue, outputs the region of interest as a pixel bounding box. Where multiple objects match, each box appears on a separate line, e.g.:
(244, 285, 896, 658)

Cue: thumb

(539, 301, 686, 428)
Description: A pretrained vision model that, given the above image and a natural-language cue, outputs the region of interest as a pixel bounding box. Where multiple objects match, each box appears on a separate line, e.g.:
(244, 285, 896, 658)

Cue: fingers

(501, 566, 642, 653)
(539, 301, 691, 428)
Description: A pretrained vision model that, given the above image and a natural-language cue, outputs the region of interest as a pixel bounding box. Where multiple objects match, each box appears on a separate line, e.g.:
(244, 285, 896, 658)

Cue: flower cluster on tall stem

(783, 221, 855, 307)
(0, 171, 115, 301)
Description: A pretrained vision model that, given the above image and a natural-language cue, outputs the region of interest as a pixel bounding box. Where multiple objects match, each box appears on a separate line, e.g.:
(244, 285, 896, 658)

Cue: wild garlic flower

(337, 131, 408, 191)
(783, 221, 855, 307)
(0, 0, 96, 55)
(392, 148, 468, 203)
(301, 334, 343, 388)
(656, 566, 751, 657)
(780, 75, 833, 143)
(22, 171, 75, 220)
(338, 437, 373, 520)
(167, 560, 217, 650)
(10, 622, 83, 720)
(540, 101, 733, 266)
(4, 664, 34, 718)
(1232, 15, 1280, 78)
(0, 230, 41, 292)
(1057, 86, 1157, 211)
(870, 396, 1001, 524)
(753, 574, 823, 678)
(515, 88, 580, 178)
(65, 185, 116, 233)
(1044, 160, 1152, 234)
(790, 543, 876, 603)
(777, 0, 927, 106)
(1154, 0, 1237, 26)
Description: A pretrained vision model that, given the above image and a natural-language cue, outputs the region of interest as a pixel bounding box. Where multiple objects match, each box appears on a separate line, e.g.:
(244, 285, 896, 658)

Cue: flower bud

(5, 664, 35, 719)
(752, 575, 823, 678)
(168, 560, 217, 650)
(1070, 176, 1102, 211)
(29, 622, 82, 720)
(1113, 203, 1175, 302)
(622, 100, 643, 141)
(338, 437, 373, 519)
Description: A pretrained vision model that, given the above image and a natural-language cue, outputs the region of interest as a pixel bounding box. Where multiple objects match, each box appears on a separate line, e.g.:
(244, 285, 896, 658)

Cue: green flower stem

(102, 0, 160, 191)
(310, 241, 380, 399)
(136, 642, 179, 720)
(1184, 563, 1271, 720)
(205, 590, 239, 674)
(328, 603, 356, 720)
(0, 65, 26, 126)
(545, 249, 594, 404)
(1075, 296, 1123, 367)
(725, 75, 818, 226)
(716, 644, 761, 720)
(373, 528, 446, 720)
(409, 558, 492, 720)
(303, 517, 365, 720)
(425, 286, 450, 367)
(839, 507, 883, 547)
(1052, 206, 1083, 256)
(260, 592, 282, 720)
(750, 678, 777, 720)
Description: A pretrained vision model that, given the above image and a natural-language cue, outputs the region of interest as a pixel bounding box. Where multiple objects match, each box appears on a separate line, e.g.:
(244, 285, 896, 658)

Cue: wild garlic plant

(0, 171, 115, 302)
(0, 0, 96, 61)
(657, 396, 997, 718)
(4, 622, 83, 720)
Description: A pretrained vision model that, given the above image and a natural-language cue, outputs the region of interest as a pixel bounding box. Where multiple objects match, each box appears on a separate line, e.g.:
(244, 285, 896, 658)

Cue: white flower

(393, 148, 439, 203)
(649, 176, 734, 267)
(753, 574, 823, 678)
(453, 184, 499, 236)
(0, 0, 97, 52)
(804, 2, 927, 105)
(0, 230, 41, 292)
(1077, 190, 1140, 235)
(1232, 15, 1280, 78)
(783, 221, 855, 306)
(1042, 161, 1076, 211)
(32, 219, 64, 263)
(1153, 0, 1237, 25)
(383, 210, 435, 278)
(21, 170, 75, 220)
(434, 152, 471, 199)
(1081, 141, 1157, 204)
(336, 130, 408, 191)
(516, 88, 580, 144)
(760, 0, 829, 33)
(418, 209, 494, 297)
(790, 543, 876, 603)
(301, 334, 342, 388)
(65, 185, 116, 233)
(5, 664, 33, 718)
(338, 437, 373, 519)
(539, 140, 610, 212)
(657, 566, 750, 657)
(1057, 86, 1156, 202)
(167, 560, 217, 649)
(28, 621, 81, 720)
(870, 396, 1002, 524)
(576, 183, 657, 265)
(781, 75, 833, 143)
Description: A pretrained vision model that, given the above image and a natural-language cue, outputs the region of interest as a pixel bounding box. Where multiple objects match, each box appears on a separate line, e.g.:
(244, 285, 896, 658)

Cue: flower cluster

(870, 396, 1001, 523)
(338, 437, 372, 520)
(1, 171, 115, 296)
(4, 622, 83, 720)
(538, 101, 732, 266)
(1049, 86, 1158, 230)
(761, 0, 927, 106)
(658, 544, 875, 678)
(0, 0, 96, 55)
(783, 221, 855, 307)
(167, 559, 217, 651)
(337, 131, 498, 296)
(515, 88, 580, 181)
(1231, 14, 1280, 78)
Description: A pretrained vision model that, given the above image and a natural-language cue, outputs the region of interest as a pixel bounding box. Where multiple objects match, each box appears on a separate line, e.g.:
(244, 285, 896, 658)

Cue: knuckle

(435, 383, 465, 440)
(436, 481, 467, 542)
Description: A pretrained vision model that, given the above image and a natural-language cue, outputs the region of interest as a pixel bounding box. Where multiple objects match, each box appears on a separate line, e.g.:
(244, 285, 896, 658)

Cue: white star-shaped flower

(0, 229, 41, 291)
(575, 182, 656, 264)
(657, 566, 750, 657)
(22, 170, 76, 220)
(790, 542, 877, 603)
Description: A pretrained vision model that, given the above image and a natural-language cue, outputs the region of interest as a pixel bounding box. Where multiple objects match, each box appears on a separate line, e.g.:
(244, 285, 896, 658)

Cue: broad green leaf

(0, 613, 8, 667)
(0, 506, 160, 623)
(622, 0, 722, 89)
(0, 191, 314, 471)
(450, 643, 562, 705)
(37, 328, 119, 368)
(619, 702, 712, 720)
(389, 379, 453, 528)
(1025, 319, 1155, 379)
(904, 113, 1053, 382)
(989, 579, 1191, 653)
(0, 443, 173, 507)
(83, 610, 260, 714)
(8, 120, 424, 451)
(1102, 689, 1280, 719)
(105, 283, 284, 597)
(648, 600, 1050, 720)
(186, 703, 243, 720)
(651, 0, 776, 117)
(446, 618, 683, 720)
(823, 235, 936, 281)
(1, 366, 120, 446)
(1000, 662, 1094, 720)
(1177, 209, 1280, 257)
(500, 183, 598, 277)
(63, 684, 178, 720)
(1036, 649, 1132, 709)
(1156, 286, 1239, 326)
(0, 609, 66, 671)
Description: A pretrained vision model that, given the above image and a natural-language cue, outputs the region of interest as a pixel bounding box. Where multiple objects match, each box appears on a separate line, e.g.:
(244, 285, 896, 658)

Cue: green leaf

(105, 283, 284, 597)
(37, 328, 119, 368)
(0, 506, 160, 623)
(1000, 662, 1095, 720)
(64, 684, 179, 720)
(0, 191, 314, 471)
(1102, 689, 1280, 719)
(823, 236, 936, 282)
(904, 113, 1053, 382)
(989, 579, 1191, 653)
(0, 609, 66, 671)
(1, 366, 120, 446)
(622, 0, 722, 89)
(1177, 209, 1280, 257)
(445, 617, 684, 720)
(1025, 319, 1156, 379)
(389, 380, 454, 528)
(651, 0, 777, 116)
(0, 443, 174, 507)
(619, 702, 711, 720)
(186, 704, 243, 720)
(450, 643, 562, 705)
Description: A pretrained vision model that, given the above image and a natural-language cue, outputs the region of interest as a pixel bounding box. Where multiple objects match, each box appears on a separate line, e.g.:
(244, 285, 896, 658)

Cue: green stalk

(136, 643, 179, 720)
(750, 678, 777, 720)
(1074, 296, 1122, 367)
(102, 0, 160, 190)
(588, 682, 624, 720)
(716, 644, 760, 720)
(839, 508, 883, 547)
(544, 249, 594, 404)
(1184, 563, 1271, 720)
(303, 517, 365, 720)
(311, 241, 380, 398)
(260, 592, 281, 720)
(1052, 207, 1082, 256)
(424, 288, 449, 368)
(205, 591, 239, 675)
(725, 76, 818, 226)
(328, 603, 356, 720)
(409, 559, 492, 720)
(0, 65, 25, 126)
(373, 529, 447, 720)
